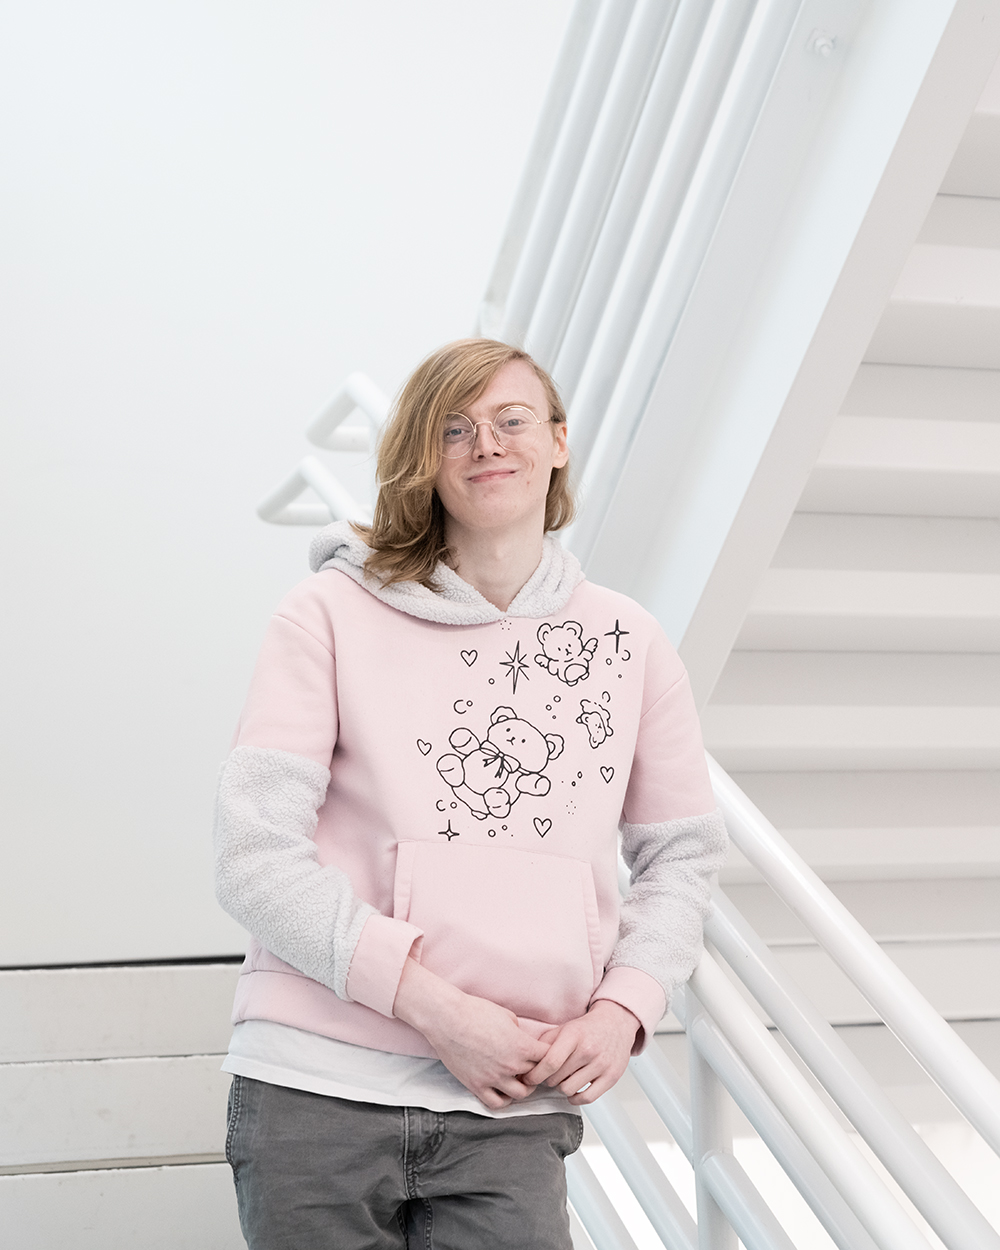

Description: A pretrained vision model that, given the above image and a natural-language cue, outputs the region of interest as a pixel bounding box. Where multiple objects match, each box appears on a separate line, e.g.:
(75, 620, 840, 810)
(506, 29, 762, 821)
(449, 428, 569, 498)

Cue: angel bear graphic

(577, 699, 613, 748)
(535, 621, 598, 687)
(436, 706, 564, 820)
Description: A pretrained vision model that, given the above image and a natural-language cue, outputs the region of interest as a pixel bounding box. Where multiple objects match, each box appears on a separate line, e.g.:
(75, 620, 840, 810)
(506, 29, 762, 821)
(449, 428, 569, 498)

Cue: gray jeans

(226, 1075, 584, 1249)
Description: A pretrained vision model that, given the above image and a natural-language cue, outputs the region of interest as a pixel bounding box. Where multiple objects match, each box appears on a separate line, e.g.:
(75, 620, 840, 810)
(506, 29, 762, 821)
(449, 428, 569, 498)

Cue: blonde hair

(353, 339, 573, 588)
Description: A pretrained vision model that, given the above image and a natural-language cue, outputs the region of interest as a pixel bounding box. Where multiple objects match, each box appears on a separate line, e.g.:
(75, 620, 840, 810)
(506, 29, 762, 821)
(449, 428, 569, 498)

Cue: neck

(443, 517, 545, 612)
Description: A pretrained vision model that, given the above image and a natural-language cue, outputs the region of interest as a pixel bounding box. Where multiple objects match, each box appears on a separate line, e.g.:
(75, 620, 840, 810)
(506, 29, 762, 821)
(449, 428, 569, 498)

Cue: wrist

(392, 957, 464, 1035)
(589, 998, 641, 1036)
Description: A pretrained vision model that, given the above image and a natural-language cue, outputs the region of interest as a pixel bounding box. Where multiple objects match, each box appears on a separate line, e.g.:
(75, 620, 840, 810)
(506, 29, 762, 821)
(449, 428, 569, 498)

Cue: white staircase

(703, 73, 1000, 1032)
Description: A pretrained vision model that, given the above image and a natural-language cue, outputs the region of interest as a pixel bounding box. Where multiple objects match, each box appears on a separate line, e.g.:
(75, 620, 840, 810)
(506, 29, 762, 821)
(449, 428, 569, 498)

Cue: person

(214, 338, 727, 1249)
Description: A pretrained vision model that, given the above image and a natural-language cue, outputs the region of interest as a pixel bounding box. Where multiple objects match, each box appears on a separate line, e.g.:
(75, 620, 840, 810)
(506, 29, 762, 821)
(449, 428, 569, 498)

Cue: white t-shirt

(222, 1019, 578, 1119)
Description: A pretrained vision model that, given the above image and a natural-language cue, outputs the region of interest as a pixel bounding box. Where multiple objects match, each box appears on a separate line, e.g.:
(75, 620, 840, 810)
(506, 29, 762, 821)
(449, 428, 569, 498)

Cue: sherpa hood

(307, 520, 584, 626)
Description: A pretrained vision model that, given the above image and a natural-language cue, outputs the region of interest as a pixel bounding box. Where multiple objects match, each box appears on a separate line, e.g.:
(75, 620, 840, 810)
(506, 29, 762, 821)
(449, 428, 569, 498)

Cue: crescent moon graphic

(621, 650, 631, 661)
(453, 699, 468, 714)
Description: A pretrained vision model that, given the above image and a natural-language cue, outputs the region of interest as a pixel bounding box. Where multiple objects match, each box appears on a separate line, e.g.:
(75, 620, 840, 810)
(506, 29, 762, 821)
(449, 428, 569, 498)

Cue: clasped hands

(393, 957, 640, 1111)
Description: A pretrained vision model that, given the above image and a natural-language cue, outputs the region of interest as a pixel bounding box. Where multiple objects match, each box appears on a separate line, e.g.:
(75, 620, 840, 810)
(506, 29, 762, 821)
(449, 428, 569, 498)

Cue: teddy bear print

(577, 699, 613, 748)
(436, 706, 564, 820)
(534, 621, 598, 687)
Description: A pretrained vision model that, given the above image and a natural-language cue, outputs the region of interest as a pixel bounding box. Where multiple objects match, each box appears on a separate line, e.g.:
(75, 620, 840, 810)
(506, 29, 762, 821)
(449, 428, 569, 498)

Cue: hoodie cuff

(590, 966, 667, 1054)
(345, 913, 425, 1018)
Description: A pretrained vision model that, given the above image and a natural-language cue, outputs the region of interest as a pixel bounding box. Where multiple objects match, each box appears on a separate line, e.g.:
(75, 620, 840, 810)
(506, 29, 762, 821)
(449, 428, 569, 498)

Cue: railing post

(685, 985, 738, 1250)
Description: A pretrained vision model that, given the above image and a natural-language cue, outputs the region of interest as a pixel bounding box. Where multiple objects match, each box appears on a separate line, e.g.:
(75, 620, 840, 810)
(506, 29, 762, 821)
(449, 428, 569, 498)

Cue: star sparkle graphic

(437, 820, 460, 841)
(604, 619, 630, 653)
(500, 640, 530, 695)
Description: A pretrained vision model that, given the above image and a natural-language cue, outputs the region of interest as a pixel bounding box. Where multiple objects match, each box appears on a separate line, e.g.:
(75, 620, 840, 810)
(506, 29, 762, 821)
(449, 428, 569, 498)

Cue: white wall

(0, 0, 571, 964)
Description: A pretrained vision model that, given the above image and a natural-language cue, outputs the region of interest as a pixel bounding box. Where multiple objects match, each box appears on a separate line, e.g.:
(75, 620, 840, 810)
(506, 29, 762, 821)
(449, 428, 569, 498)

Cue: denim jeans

(226, 1075, 584, 1249)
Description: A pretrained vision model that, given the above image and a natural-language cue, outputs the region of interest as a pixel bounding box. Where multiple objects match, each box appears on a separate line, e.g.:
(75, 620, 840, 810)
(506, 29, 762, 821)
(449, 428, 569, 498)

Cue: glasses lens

(441, 414, 475, 458)
(494, 407, 538, 445)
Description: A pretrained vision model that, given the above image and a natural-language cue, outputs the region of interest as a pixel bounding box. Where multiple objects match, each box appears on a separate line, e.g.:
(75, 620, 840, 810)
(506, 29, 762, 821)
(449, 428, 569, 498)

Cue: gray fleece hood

(308, 521, 584, 626)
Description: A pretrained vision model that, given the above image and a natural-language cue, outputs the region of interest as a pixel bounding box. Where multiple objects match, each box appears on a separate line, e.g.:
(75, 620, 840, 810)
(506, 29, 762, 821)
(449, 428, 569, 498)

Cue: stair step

(703, 705, 1000, 770)
(798, 416, 1000, 515)
(919, 194, 1000, 249)
(867, 245, 1000, 368)
(941, 107, 1000, 198)
(0, 1054, 229, 1169)
(721, 826, 1000, 883)
(773, 514, 1000, 574)
(715, 651, 1000, 705)
(842, 362, 1000, 422)
(737, 569, 1000, 650)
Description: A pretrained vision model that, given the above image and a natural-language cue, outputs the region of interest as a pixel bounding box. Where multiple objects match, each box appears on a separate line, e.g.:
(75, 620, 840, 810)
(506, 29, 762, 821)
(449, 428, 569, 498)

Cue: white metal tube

(700, 1151, 796, 1250)
(299, 455, 370, 523)
(629, 1043, 694, 1160)
(552, 0, 714, 401)
(526, 0, 681, 369)
(499, 0, 638, 346)
(561, 0, 758, 470)
(707, 889, 1000, 1250)
(689, 957, 934, 1250)
(684, 1008, 880, 1250)
(307, 372, 389, 449)
(476, 0, 602, 338)
(566, 1150, 641, 1250)
(256, 463, 332, 525)
(585, 1093, 698, 1250)
(688, 1001, 738, 1250)
(708, 755, 1000, 1159)
(570, 0, 803, 561)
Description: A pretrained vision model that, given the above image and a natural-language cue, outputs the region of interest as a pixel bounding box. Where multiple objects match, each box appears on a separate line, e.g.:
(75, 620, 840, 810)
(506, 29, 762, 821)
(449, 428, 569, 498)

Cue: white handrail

(669, 997, 880, 1250)
(525, 0, 680, 368)
(567, 1151, 641, 1250)
(707, 889, 1000, 1250)
(256, 455, 371, 526)
(550, 0, 714, 402)
(475, 0, 602, 339)
(499, 0, 638, 346)
(306, 372, 389, 451)
(708, 755, 1000, 1158)
(585, 1095, 697, 1250)
(570, 0, 803, 561)
(688, 959, 935, 1250)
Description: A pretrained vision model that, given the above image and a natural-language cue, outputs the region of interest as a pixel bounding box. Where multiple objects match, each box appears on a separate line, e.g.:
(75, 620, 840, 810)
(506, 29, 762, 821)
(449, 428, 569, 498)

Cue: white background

(0, 0, 571, 963)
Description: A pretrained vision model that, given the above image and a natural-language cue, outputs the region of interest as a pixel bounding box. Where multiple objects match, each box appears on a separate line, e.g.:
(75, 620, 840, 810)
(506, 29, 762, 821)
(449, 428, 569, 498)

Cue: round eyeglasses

(439, 405, 549, 458)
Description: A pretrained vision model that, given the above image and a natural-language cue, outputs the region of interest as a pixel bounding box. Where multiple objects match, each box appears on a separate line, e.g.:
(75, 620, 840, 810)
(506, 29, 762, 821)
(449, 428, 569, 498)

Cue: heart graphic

(460, 649, 478, 667)
(600, 766, 614, 784)
(534, 817, 552, 837)
(417, 740, 432, 756)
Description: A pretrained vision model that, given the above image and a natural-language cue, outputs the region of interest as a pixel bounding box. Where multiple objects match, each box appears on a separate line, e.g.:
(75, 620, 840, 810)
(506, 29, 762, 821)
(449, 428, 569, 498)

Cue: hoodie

(214, 523, 727, 1058)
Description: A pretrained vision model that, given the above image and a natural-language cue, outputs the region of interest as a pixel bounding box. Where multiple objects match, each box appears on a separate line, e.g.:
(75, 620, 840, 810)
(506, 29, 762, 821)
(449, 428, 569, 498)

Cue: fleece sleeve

(213, 596, 423, 1016)
(589, 631, 728, 1050)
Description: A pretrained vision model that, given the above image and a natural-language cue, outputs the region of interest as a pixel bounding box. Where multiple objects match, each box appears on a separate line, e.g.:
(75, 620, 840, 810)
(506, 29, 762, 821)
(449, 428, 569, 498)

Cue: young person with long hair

(215, 338, 726, 1249)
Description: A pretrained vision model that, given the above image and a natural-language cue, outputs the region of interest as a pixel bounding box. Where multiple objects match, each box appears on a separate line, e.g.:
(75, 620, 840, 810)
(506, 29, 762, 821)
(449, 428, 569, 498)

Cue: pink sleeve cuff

(344, 912, 424, 1018)
(590, 965, 667, 1055)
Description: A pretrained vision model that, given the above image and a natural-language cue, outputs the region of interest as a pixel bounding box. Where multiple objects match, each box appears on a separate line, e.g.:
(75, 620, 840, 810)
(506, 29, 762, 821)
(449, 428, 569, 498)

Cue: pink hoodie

(215, 525, 725, 1058)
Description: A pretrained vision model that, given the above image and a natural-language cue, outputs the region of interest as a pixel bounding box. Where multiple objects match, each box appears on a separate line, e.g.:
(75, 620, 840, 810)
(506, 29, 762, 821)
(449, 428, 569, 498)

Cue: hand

(392, 958, 549, 1110)
(524, 1000, 639, 1105)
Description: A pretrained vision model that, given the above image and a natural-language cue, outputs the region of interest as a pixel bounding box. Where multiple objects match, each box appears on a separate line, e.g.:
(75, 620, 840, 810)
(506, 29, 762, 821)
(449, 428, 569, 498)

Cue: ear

(537, 623, 552, 644)
(491, 706, 517, 725)
(568, 621, 583, 639)
(551, 418, 569, 469)
(545, 734, 564, 762)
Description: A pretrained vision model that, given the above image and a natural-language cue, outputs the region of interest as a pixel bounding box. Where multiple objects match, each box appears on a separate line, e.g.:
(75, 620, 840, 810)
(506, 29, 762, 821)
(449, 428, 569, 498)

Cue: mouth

(466, 468, 517, 483)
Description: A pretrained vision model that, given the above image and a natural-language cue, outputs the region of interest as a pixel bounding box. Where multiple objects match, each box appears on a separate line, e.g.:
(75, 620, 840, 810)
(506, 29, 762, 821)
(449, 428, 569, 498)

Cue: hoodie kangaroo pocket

(393, 840, 604, 1026)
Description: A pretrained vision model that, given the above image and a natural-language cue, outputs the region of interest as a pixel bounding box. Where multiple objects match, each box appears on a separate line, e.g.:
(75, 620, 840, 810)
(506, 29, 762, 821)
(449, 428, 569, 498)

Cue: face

(432, 359, 569, 538)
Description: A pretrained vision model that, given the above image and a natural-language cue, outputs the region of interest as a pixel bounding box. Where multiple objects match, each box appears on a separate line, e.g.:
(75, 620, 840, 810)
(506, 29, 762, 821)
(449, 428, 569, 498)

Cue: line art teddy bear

(436, 706, 564, 819)
(534, 621, 598, 687)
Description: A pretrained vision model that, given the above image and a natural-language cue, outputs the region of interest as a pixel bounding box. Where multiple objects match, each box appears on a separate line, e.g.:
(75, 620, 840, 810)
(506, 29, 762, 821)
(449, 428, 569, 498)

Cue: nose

(471, 420, 505, 457)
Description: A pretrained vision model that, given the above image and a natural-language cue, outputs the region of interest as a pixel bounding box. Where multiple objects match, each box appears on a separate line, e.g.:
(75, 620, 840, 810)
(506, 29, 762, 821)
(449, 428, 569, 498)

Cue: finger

(568, 1069, 620, 1105)
(524, 1035, 576, 1086)
(476, 1086, 513, 1110)
(557, 1060, 603, 1100)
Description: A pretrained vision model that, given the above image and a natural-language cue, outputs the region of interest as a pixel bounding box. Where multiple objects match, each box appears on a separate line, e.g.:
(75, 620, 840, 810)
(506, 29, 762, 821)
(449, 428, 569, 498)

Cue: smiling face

(432, 359, 569, 540)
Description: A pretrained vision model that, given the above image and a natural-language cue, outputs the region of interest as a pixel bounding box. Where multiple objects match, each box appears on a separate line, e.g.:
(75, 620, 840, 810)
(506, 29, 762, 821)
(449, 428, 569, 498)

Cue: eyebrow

(451, 401, 538, 415)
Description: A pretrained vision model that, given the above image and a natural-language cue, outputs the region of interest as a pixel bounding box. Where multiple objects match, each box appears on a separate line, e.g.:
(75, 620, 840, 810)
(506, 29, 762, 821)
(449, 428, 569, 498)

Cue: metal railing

(566, 755, 1000, 1250)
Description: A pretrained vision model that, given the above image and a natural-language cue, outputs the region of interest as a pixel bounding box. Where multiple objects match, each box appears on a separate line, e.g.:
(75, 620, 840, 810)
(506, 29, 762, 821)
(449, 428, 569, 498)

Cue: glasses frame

(439, 405, 550, 459)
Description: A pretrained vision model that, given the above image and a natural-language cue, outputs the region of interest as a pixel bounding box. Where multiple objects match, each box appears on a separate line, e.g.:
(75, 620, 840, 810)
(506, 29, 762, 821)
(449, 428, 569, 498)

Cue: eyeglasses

(439, 405, 550, 458)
